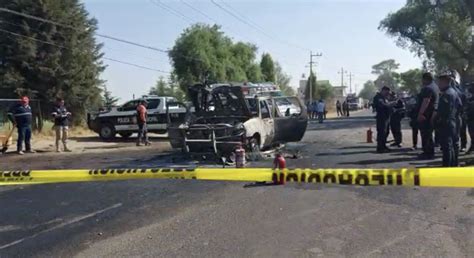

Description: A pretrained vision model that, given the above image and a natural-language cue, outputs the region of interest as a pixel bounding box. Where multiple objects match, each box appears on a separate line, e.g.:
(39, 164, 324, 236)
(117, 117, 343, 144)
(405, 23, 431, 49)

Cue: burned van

(167, 83, 307, 159)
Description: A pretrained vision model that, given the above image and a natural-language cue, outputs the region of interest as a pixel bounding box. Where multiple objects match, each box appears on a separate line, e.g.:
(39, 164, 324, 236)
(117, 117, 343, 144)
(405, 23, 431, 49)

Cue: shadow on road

(317, 150, 376, 156)
(308, 115, 376, 131)
(339, 145, 373, 150)
(69, 135, 169, 143)
(339, 156, 416, 165)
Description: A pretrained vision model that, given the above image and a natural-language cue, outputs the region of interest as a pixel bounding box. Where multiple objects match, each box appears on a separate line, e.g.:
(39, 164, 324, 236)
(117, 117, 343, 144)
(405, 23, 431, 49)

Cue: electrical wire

(0, 28, 171, 73)
(149, 0, 195, 24)
(0, 7, 169, 53)
(212, 0, 310, 52)
(0, 19, 166, 63)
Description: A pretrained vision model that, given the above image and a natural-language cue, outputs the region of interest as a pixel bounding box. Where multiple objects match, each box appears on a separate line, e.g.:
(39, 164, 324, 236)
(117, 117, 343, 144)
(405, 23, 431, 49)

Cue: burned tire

(247, 136, 262, 161)
(119, 132, 132, 139)
(99, 124, 116, 140)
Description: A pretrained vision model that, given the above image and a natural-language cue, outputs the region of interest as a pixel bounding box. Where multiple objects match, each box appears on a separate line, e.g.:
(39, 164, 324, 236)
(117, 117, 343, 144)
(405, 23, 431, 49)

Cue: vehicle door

(259, 99, 275, 147)
(114, 100, 140, 131)
(144, 98, 164, 131)
(273, 96, 308, 142)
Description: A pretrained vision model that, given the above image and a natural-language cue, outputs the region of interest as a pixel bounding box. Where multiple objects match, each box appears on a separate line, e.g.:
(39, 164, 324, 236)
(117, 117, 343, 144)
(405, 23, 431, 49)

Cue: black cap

(381, 86, 391, 91)
(422, 72, 433, 81)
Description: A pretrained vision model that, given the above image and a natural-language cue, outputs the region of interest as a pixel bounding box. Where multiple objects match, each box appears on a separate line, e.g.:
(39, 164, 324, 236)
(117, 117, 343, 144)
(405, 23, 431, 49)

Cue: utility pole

(347, 72, 354, 94)
(308, 51, 322, 104)
(338, 67, 347, 92)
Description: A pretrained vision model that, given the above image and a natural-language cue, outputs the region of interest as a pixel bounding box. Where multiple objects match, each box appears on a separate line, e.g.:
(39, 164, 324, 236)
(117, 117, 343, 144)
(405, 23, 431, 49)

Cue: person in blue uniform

(373, 86, 397, 153)
(7, 96, 35, 155)
(417, 73, 439, 160)
(433, 72, 462, 167)
(389, 92, 406, 148)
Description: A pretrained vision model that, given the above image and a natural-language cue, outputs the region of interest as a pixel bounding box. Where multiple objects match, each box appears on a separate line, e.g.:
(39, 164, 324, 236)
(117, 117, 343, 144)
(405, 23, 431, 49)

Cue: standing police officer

(373, 86, 396, 153)
(433, 72, 462, 167)
(465, 83, 474, 154)
(417, 72, 439, 160)
(389, 92, 405, 148)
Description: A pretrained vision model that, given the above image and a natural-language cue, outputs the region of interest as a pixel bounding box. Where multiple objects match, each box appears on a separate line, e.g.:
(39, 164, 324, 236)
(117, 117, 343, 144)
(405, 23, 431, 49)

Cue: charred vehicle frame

(167, 83, 308, 160)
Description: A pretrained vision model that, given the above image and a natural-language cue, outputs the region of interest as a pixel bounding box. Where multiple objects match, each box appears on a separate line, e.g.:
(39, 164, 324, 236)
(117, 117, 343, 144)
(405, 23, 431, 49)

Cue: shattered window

(260, 101, 270, 119)
(246, 98, 258, 116)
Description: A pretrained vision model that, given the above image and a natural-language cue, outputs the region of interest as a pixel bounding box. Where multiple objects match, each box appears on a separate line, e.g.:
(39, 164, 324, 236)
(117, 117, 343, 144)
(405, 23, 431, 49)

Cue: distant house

(298, 76, 307, 100)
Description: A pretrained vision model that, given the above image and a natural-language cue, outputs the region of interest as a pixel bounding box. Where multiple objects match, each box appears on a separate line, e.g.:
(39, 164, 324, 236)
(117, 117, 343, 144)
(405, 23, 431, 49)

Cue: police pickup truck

(87, 96, 187, 140)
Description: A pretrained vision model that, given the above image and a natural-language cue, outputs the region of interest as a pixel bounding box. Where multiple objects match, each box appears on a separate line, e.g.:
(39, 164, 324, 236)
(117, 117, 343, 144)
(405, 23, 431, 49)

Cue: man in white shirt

(317, 99, 325, 123)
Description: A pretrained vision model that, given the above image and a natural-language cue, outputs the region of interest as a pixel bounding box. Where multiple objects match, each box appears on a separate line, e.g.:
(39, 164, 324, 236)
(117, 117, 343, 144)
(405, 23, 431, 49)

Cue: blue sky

(83, 0, 421, 102)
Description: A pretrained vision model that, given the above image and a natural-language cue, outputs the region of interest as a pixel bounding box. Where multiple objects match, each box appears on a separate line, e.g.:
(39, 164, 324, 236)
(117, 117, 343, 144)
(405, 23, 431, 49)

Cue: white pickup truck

(87, 96, 187, 140)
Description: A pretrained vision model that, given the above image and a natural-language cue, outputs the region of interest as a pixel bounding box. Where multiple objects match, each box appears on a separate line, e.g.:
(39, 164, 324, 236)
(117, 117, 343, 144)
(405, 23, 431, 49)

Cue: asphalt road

(1, 110, 473, 257)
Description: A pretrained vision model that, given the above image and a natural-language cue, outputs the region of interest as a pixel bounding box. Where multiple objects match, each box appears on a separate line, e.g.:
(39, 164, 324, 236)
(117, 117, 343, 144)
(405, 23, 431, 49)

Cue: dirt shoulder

(1, 134, 173, 171)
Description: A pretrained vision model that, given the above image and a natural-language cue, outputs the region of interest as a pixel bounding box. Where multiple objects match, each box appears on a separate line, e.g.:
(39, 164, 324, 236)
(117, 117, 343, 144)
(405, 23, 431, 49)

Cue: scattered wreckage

(167, 83, 308, 160)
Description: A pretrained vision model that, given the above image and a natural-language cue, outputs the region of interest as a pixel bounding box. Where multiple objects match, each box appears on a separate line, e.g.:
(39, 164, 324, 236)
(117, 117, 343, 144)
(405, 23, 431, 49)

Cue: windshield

(1, 1, 472, 257)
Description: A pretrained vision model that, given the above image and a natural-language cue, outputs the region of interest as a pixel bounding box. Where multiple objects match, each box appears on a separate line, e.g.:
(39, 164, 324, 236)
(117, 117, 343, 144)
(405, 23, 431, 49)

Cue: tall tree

(0, 0, 105, 124)
(315, 80, 334, 100)
(169, 24, 262, 91)
(274, 62, 294, 96)
(359, 80, 377, 100)
(379, 0, 474, 81)
(372, 59, 401, 90)
(102, 85, 119, 108)
(149, 76, 168, 96)
(371, 59, 400, 75)
(260, 53, 275, 82)
(400, 68, 422, 95)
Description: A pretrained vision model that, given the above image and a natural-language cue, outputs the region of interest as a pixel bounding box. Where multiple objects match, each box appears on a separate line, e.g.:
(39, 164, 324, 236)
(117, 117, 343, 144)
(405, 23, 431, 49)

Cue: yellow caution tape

(0, 168, 472, 187)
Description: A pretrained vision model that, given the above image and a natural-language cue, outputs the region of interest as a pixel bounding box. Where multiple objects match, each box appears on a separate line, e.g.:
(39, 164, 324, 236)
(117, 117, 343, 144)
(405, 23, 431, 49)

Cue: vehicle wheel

(99, 124, 116, 140)
(247, 136, 262, 161)
(119, 132, 132, 139)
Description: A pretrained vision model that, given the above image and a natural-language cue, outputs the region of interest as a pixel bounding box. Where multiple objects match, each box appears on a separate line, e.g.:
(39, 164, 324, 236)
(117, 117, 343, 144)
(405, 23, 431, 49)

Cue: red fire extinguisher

(235, 144, 246, 168)
(273, 153, 286, 185)
(367, 128, 373, 143)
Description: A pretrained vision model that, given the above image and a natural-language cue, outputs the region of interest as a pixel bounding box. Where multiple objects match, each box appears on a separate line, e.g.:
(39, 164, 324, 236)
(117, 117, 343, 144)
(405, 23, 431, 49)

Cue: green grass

(1, 120, 94, 140)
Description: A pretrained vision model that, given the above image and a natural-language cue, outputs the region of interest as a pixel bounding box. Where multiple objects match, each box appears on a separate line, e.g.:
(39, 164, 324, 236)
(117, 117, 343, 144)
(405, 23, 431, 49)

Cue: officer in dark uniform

(389, 92, 405, 148)
(448, 70, 467, 153)
(373, 86, 396, 153)
(465, 83, 474, 154)
(433, 73, 462, 167)
(417, 72, 439, 160)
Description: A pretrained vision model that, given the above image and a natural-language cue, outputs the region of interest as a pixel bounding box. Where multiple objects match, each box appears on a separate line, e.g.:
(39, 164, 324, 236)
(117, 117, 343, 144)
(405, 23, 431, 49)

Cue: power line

(0, 7, 208, 64)
(0, 28, 170, 74)
(0, 19, 166, 64)
(180, 0, 217, 23)
(149, 0, 195, 24)
(216, 0, 310, 52)
(179, 1, 301, 69)
(0, 7, 169, 54)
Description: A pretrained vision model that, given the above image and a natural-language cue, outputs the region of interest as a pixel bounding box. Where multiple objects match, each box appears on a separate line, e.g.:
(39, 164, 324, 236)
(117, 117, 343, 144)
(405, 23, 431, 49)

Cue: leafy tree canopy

(274, 62, 294, 96)
(372, 59, 401, 90)
(359, 80, 377, 100)
(169, 24, 263, 91)
(379, 0, 474, 81)
(0, 0, 105, 124)
(400, 68, 422, 95)
(260, 53, 275, 82)
(103, 85, 119, 108)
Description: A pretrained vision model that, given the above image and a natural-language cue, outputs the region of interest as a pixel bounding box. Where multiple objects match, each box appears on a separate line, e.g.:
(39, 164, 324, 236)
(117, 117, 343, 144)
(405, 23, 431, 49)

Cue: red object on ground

(235, 144, 246, 168)
(273, 154, 286, 185)
(367, 128, 373, 143)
